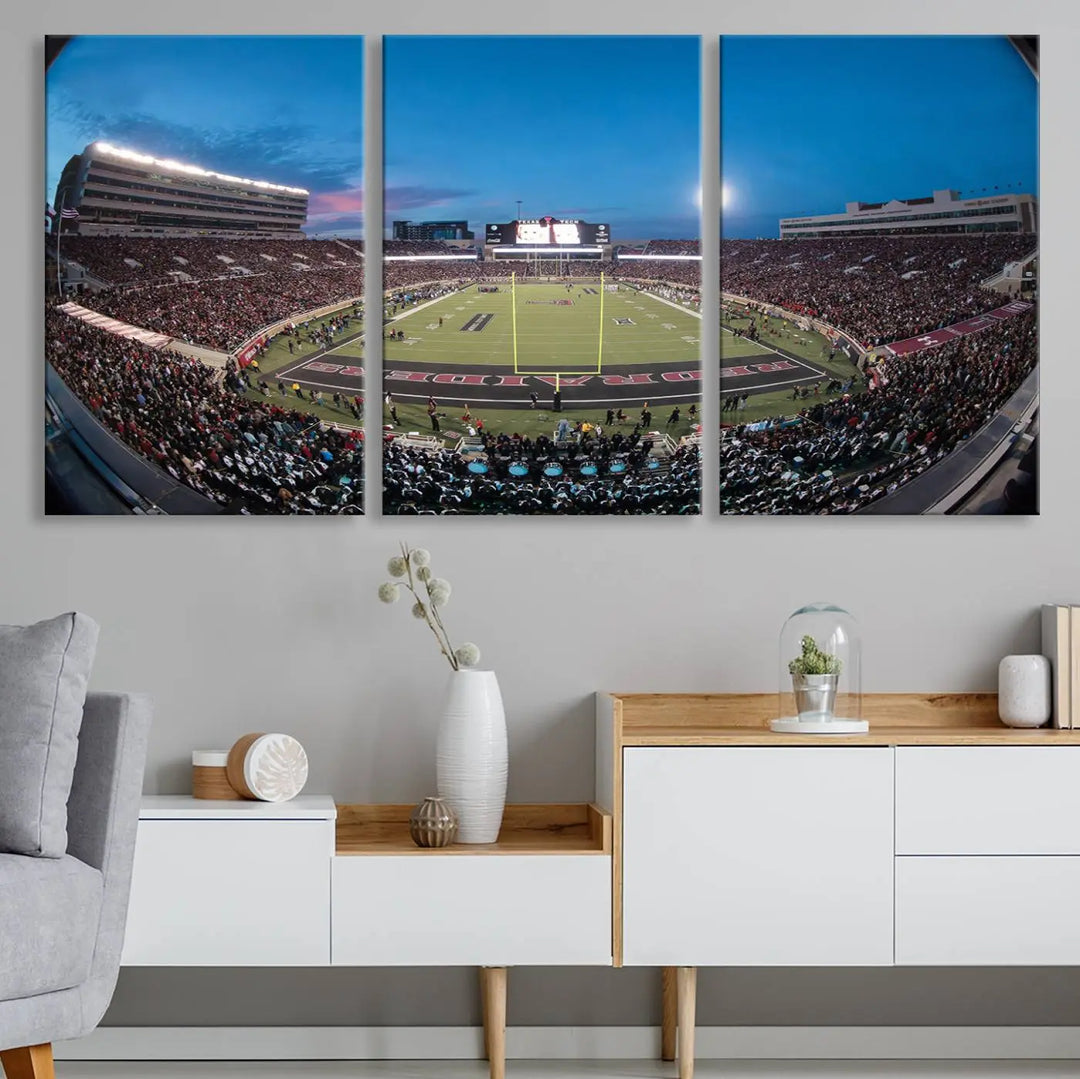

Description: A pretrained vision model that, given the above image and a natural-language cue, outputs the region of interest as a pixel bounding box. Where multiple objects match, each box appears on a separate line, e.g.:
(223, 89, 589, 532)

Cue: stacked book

(1041, 604, 1080, 728)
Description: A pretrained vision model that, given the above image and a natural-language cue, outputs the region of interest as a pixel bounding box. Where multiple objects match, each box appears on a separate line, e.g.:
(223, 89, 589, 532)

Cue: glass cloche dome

(773, 603, 865, 734)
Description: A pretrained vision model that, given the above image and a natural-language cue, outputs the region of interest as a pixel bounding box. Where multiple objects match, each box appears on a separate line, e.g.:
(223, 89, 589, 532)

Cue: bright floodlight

(722, 183, 733, 209)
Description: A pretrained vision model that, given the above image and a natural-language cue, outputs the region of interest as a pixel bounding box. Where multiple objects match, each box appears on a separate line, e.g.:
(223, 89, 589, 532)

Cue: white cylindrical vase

(436, 670, 507, 844)
(998, 654, 1051, 728)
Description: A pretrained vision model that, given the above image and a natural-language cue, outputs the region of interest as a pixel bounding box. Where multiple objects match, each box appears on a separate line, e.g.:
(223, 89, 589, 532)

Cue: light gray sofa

(0, 693, 151, 1079)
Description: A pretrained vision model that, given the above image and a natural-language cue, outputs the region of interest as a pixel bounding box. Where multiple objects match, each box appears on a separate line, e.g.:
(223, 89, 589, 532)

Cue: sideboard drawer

(332, 854, 611, 966)
(896, 856, 1080, 964)
(622, 747, 894, 966)
(123, 819, 332, 966)
(896, 747, 1080, 854)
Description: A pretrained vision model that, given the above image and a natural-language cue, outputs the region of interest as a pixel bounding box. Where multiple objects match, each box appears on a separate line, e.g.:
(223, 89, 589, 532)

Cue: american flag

(45, 203, 56, 219)
(60, 207, 80, 219)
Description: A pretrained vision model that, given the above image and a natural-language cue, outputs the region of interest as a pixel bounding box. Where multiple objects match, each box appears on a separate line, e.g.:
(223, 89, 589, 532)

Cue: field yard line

(635, 289, 702, 320)
(721, 323, 822, 370)
(722, 372, 826, 394)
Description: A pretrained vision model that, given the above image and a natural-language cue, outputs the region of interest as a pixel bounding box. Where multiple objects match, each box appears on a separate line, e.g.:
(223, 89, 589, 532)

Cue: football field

(386, 281, 700, 382)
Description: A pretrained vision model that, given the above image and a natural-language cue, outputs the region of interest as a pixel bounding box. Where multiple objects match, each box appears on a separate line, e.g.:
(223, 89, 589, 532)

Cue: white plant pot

(436, 670, 507, 844)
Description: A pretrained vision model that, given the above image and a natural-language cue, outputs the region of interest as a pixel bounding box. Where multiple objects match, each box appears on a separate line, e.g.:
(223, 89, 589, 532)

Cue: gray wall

(13, 0, 1080, 1030)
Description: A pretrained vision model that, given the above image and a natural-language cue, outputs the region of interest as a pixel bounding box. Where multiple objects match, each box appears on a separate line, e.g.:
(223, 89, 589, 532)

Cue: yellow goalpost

(511, 270, 606, 383)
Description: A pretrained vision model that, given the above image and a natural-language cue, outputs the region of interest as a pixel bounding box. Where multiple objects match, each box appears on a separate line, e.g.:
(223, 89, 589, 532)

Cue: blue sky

(721, 36, 1039, 238)
(46, 36, 364, 237)
(384, 36, 701, 241)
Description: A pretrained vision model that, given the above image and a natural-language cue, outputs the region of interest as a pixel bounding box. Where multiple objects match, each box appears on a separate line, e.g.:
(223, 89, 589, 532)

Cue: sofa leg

(1, 1043, 55, 1079)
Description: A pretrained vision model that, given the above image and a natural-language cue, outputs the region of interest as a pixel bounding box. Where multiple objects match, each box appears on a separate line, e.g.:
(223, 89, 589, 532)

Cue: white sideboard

(598, 692, 1080, 1079)
(122, 796, 336, 966)
(122, 798, 610, 1079)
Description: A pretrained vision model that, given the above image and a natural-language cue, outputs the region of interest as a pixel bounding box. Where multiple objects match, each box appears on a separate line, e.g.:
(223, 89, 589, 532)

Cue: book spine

(1071, 607, 1080, 730)
(1042, 604, 1070, 729)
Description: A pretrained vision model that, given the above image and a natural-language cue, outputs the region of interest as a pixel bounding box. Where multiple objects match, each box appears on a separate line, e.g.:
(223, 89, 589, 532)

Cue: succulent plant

(788, 634, 842, 676)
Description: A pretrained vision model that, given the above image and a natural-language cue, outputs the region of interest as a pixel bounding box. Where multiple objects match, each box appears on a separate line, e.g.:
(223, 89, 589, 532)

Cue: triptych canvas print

(44, 35, 1038, 517)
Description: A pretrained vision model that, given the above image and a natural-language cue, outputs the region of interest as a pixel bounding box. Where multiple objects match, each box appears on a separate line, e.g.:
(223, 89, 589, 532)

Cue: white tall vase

(436, 670, 507, 844)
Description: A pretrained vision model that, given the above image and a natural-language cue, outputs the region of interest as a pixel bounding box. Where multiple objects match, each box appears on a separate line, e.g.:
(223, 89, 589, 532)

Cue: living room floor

(56, 1061, 1080, 1078)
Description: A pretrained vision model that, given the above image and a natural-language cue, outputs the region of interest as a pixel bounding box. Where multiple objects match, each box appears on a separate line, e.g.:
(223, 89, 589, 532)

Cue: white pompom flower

(427, 577, 452, 597)
(410, 548, 432, 569)
(387, 556, 407, 578)
(416, 566, 432, 582)
(411, 602, 427, 620)
(377, 582, 400, 604)
(429, 585, 450, 608)
(455, 643, 481, 668)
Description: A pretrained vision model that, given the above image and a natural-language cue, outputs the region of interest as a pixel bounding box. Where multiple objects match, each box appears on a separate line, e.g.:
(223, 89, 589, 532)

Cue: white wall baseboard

(54, 1026, 1080, 1061)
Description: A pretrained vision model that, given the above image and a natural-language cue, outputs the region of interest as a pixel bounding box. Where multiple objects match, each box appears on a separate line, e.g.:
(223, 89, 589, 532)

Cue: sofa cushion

(0, 613, 100, 856)
(0, 853, 103, 1000)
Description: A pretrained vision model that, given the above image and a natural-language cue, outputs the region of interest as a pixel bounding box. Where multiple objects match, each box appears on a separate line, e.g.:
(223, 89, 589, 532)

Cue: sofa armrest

(67, 693, 152, 874)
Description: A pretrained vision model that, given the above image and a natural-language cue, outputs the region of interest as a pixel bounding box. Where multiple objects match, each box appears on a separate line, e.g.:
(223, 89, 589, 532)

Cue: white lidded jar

(998, 655, 1051, 728)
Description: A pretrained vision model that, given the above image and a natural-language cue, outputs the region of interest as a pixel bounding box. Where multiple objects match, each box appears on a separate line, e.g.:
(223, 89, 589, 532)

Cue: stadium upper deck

(53, 142, 309, 238)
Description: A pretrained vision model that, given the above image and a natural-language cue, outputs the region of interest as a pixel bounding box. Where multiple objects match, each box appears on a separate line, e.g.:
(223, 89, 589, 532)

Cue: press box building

(51, 142, 308, 238)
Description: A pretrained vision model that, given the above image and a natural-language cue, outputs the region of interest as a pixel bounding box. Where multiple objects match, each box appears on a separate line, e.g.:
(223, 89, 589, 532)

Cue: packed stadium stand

(720, 309, 1037, 514)
(54, 237, 364, 352)
(61, 236, 363, 286)
(45, 307, 363, 514)
(384, 434, 700, 515)
(721, 234, 1034, 346)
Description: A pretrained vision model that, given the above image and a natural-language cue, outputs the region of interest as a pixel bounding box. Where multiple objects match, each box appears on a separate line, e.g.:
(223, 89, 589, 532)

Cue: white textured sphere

(243, 734, 309, 801)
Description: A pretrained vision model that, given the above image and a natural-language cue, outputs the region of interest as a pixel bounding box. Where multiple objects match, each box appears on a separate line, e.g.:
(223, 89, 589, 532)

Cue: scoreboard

(486, 216, 610, 246)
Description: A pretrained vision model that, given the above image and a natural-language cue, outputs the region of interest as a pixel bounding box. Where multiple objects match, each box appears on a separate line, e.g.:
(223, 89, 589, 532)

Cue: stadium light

(616, 253, 701, 261)
(383, 254, 480, 262)
(93, 142, 309, 195)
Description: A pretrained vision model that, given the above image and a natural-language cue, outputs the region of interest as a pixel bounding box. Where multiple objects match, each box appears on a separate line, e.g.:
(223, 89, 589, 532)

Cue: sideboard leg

(676, 966, 697, 1079)
(482, 965, 507, 1079)
(479, 966, 491, 1060)
(660, 966, 678, 1061)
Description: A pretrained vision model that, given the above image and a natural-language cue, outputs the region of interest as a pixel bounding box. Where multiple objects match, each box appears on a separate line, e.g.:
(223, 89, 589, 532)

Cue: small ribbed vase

(436, 670, 507, 844)
(409, 796, 457, 848)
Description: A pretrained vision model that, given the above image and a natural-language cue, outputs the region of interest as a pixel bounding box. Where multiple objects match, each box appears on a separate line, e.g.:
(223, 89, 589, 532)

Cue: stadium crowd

(642, 239, 700, 255)
(382, 259, 543, 291)
(60, 236, 363, 285)
(384, 431, 700, 514)
(46, 307, 363, 514)
(80, 266, 365, 351)
(721, 234, 1034, 346)
(719, 310, 1037, 514)
(384, 239, 472, 256)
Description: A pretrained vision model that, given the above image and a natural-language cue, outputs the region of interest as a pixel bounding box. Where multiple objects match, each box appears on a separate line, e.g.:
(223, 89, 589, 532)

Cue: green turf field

(385, 282, 700, 372)
(721, 310, 868, 424)
(251, 303, 363, 380)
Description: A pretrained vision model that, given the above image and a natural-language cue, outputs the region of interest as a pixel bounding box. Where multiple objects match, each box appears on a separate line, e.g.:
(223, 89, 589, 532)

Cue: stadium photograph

(45, 35, 365, 515)
(380, 35, 702, 516)
(720, 35, 1038, 515)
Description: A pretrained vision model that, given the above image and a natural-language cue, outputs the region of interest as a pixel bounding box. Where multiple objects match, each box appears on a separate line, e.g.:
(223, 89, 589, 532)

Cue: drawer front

(896, 747, 1080, 854)
(122, 819, 332, 965)
(896, 856, 1080, 964)
(332, 855, 611, 966)
(622, 747, 894, 966)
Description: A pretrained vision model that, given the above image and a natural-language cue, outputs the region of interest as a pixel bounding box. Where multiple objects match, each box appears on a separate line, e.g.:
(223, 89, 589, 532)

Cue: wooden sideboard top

(604, 692, 1080, 746)
(336, 802, 612, 856)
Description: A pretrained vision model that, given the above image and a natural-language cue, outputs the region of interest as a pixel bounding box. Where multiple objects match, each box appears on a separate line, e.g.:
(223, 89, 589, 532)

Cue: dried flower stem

(401, 542, 459, 670)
